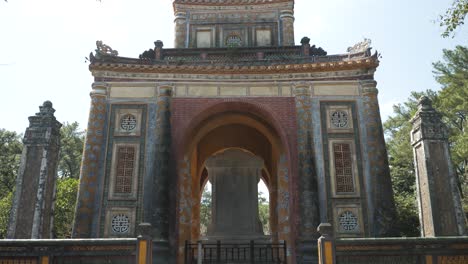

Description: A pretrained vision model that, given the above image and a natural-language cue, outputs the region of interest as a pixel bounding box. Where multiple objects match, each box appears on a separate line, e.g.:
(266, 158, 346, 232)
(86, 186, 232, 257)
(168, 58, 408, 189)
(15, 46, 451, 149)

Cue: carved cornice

(90, 57, 378, 75)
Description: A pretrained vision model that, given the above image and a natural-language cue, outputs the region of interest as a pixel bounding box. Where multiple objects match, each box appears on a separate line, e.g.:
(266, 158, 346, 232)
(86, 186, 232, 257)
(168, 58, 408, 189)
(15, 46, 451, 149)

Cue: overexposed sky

(0, 0, 467, 133)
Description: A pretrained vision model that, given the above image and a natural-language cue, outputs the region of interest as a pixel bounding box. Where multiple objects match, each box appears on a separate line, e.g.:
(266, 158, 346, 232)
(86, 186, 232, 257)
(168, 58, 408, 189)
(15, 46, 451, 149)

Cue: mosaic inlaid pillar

(151, 85, 173, 263)
(410, 96, 466, 236)
(7, 101, 61, 239)
(72, 82, 108, 238)
(360, 80, 397, 237)
(174, 12, 187, 48)
(294, 83, 320, 263)
(280, 10, 295, 46)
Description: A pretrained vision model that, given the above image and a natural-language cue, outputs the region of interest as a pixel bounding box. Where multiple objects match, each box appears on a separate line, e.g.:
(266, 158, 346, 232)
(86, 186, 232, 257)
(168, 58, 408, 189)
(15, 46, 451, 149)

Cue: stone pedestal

(410, 96, 466, 237)
(8, 101, 62, 239)
(205, 149, 264, 239)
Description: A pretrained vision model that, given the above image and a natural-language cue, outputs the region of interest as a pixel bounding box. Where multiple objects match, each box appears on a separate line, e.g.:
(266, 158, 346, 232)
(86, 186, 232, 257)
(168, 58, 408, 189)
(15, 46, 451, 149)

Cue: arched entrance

(175, 103, 293, 263)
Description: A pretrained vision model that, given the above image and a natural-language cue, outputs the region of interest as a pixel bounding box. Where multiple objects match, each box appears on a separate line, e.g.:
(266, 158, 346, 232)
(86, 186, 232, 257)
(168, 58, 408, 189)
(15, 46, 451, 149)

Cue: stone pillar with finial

(7, 101, 62, 239)
(301, 37, 311, 57)
(410, 96, 466, 236)
(154, 41, 164, 60)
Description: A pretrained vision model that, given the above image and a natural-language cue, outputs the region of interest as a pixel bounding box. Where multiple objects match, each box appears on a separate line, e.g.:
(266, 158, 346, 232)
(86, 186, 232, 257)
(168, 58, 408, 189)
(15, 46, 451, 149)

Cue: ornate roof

(173, 0, 292, 5)
(89, 45, 379, 75)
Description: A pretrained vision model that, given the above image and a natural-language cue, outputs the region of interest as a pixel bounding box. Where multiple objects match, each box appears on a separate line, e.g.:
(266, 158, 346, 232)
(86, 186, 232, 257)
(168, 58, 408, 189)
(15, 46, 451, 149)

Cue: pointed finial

(418, 96, 433, 111)
(37, 101, 56, 117)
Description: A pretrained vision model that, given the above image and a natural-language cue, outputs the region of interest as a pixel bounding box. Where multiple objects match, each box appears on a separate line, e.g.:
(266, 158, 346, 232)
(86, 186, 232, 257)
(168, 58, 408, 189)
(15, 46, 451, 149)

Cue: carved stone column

(174, 12, 187, 48)
(72, 83, 108, 238)
(151, 85, 173, 263)
(410, 96, 466, 236)
(360, 80, 397, 237)
(280, 10, 295, 46)
(7, 101, 62, 239)
(293, 83, 320, 263)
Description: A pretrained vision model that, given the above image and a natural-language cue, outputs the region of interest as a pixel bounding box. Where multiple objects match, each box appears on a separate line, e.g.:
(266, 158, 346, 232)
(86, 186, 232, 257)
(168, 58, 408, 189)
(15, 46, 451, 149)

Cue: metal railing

(185, 240, 287, 264)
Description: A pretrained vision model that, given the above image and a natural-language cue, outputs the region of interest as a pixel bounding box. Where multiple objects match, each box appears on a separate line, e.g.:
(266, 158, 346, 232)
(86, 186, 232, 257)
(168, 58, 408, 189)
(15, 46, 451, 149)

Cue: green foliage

(58, 122, 84, 179)
(200, 186, 212, 236)
(53, 177, 79, 238)
(0, 129, 22, 199)
(440, 0, 468, 37)
(433, 46, 468, 212)
(0, 192, 13, 238)
(258, 191, 270, 235)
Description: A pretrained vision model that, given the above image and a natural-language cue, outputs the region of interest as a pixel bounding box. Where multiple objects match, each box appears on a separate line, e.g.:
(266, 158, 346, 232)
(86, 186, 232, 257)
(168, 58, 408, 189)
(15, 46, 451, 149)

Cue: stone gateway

(72, 1, 398, 263)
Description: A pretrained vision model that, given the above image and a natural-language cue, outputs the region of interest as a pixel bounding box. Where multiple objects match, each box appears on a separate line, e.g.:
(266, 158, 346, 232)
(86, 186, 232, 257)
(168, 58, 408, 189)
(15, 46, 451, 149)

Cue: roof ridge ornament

(347, 38, 372, 54)
(95, 40, 119, 57)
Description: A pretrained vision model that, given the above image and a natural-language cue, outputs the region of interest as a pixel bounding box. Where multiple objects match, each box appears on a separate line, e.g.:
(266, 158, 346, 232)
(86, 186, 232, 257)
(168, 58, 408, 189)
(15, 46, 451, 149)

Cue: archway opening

(176, 109, 292, 258)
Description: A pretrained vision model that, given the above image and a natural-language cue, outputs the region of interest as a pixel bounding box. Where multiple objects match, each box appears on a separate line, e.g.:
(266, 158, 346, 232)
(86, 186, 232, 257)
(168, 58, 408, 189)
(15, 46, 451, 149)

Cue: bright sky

(0, 0, 467, 134)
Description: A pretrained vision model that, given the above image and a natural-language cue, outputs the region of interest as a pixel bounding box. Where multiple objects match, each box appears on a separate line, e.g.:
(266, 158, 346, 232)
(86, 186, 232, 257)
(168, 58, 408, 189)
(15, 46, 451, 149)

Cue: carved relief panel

(326, 105, 354, 133)
(333, 204, 364, 236)
(104, 207, 136, 238)
(114, 108, 143, 137)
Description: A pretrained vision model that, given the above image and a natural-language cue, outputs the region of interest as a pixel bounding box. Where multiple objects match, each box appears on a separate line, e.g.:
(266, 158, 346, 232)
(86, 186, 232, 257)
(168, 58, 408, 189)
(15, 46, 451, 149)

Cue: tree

(58, 122, 84, 178)
(200, 186, 212, 236)
(258, 191, 270, 235)
(0, 129, 22, 238)
(440, 0, 468, 37)
(0, 129, 22, 198)
(0, 192, 13, 238)
(433, 46, 468, 212)
(53, 177, 79, 238)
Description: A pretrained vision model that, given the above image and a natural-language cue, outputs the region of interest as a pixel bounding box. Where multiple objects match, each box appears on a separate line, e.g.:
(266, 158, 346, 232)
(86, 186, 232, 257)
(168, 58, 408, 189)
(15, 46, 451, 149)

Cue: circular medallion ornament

(339, 211, 358, 231)
(111, 214, 130, 234)
(331, 111, 349, 128)
(120, 114, 137, 131)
